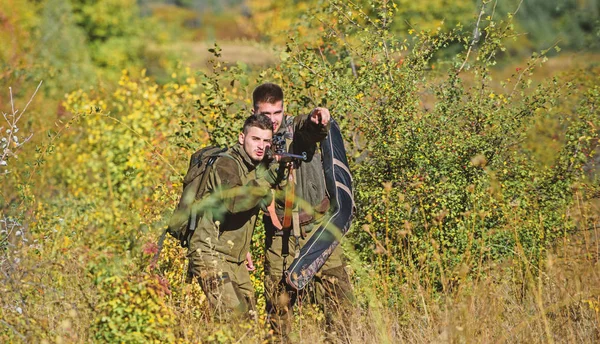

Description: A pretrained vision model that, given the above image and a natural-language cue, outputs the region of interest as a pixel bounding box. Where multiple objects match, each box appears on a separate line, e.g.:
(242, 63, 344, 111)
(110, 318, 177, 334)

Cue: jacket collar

(231, 143, 256, 171)
(276, 115, 287, 135)
(276, 115, 293, 139)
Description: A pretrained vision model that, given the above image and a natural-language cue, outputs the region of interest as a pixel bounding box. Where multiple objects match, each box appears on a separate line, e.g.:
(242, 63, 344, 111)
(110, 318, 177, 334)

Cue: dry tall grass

(148, 195, 599, 344)
(275, 195, 599, 344)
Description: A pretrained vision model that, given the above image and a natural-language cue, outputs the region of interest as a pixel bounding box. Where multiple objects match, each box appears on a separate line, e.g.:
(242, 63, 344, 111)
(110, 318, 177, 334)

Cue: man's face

(254, 100, 284, 132)
(239, 126, 273, 163)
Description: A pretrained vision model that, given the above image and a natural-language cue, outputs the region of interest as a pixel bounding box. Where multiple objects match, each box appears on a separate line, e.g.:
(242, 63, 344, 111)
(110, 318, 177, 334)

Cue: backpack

(167, 146, 228, 248)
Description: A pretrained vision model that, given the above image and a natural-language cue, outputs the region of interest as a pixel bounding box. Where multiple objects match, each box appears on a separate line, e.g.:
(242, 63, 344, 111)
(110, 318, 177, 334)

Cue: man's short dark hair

(243, 114, 274, 134)
(252, 83, 284, 110)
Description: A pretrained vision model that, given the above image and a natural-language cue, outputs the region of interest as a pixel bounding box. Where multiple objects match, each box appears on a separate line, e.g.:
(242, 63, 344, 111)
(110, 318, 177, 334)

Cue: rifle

(267, 132, 307, 163)
(266, 133, 307, 242)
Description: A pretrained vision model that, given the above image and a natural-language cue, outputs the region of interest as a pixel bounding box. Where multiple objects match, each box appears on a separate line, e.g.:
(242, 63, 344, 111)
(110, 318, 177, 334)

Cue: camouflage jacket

(272, 114, 331, 229)
(187, 143, 272, 263)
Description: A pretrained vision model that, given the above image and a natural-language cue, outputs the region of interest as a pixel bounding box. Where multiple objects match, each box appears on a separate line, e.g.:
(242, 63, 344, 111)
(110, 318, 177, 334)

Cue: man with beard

(168, 114, 275, 319)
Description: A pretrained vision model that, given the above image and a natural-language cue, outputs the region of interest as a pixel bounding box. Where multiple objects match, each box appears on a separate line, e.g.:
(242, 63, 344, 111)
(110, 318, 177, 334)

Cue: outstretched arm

(309, 107, 331, 127)
(293, 107, 332, 144)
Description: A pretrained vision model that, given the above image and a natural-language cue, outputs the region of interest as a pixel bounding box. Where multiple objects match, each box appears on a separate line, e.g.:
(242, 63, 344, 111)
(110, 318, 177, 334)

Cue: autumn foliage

(1, 0, 599, 342)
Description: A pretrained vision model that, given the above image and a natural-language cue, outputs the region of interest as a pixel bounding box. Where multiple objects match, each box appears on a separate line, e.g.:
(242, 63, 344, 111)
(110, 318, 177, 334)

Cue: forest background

(1, 0, 599, 342)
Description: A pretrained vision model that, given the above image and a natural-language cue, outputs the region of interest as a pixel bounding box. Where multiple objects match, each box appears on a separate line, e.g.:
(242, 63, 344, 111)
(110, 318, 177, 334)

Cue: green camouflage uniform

(264, 114, 354, 337)
(171, 143, 272, 318)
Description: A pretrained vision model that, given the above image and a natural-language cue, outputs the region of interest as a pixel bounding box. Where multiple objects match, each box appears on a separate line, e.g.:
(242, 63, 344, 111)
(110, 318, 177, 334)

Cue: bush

(90, 270, 176, 343)
(255, 1, 600, 300)
(3, 1, 598, 342)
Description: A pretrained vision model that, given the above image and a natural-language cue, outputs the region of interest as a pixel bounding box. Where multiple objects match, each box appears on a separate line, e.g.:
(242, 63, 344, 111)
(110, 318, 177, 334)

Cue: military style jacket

(187, 143, 271, 263)
(272, 114, 331, 229)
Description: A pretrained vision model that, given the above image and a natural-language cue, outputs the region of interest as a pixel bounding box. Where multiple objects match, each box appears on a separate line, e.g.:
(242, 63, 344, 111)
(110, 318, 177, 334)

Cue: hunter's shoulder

(213, 153, 239, 171)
